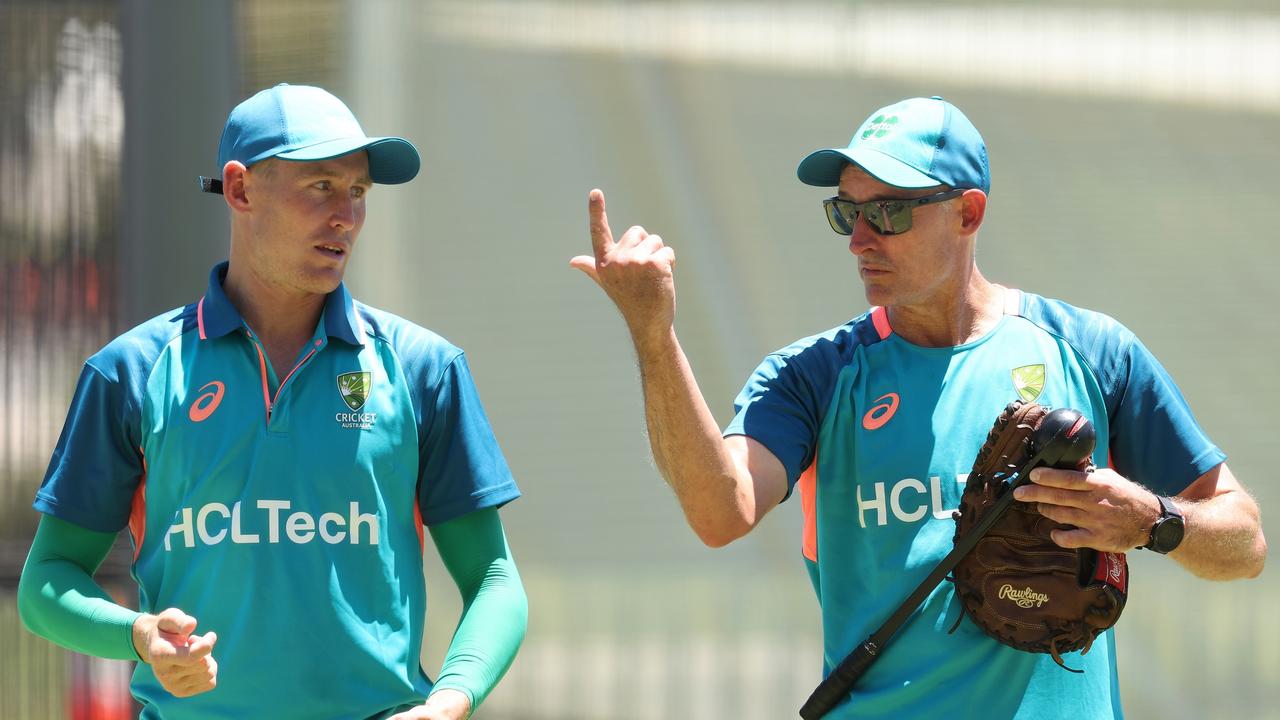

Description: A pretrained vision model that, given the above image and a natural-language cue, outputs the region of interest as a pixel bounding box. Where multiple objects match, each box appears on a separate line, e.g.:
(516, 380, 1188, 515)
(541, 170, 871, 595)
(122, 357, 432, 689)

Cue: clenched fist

(132, 607, 219, 698)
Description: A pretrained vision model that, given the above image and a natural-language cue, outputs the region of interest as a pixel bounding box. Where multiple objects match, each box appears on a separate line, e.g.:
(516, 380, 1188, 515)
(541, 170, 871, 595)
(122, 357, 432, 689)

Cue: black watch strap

(1144, 494, 1185, 554)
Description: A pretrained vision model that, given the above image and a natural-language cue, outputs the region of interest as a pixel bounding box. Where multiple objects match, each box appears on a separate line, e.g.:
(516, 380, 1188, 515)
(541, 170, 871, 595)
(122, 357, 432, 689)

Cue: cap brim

(797, 147, 942, 189)
(276, 136, 421, 184)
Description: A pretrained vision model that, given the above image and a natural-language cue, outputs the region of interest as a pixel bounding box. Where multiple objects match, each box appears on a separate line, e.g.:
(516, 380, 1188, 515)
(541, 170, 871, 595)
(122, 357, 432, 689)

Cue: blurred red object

(68, 652, 136, 720)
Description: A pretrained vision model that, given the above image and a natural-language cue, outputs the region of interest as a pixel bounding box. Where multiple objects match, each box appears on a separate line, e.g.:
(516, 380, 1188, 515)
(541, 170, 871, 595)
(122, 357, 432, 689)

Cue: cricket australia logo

(1011, 364, 1045, 402)
(335, 371, 376, 429)
(337, 371, 370, 410)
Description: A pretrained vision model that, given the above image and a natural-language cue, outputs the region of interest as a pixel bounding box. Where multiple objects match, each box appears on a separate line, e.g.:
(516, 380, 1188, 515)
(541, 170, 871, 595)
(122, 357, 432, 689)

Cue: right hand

(569, 189, 677, 343)
(133, 607, 219, 697)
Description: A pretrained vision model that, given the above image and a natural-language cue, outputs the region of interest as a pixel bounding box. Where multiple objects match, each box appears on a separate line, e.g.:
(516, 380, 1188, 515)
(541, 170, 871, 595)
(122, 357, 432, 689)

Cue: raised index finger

(588, 188, 615, 259)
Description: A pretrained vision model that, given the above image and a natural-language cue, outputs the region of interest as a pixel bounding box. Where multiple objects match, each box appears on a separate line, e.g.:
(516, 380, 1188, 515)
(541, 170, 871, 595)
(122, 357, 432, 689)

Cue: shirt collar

(197, 261, 364, 345)
(322, 281, 364, 345)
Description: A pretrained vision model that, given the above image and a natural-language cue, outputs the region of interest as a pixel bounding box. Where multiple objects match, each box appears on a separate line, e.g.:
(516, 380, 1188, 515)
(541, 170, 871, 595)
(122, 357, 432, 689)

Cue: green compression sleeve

(427, 507, 528, 711)
(17, 515, 141, 661)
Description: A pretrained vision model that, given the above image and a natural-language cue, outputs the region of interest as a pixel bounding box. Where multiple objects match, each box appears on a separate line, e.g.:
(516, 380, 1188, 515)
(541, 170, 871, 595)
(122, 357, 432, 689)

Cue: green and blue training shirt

(34, 262, 520, 719)
(725, 289, 1223, 719)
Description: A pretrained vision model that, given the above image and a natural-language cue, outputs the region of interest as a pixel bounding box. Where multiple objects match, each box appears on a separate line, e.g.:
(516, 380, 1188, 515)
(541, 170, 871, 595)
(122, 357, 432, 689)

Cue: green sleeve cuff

(427, 508, 528, 711)
(426, 685, 476, 715)
(18, 515, 142, 661)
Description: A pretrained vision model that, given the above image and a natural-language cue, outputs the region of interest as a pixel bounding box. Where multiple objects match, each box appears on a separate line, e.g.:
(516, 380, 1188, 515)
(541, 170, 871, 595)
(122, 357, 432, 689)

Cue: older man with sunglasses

(571, 96, 1265, 718)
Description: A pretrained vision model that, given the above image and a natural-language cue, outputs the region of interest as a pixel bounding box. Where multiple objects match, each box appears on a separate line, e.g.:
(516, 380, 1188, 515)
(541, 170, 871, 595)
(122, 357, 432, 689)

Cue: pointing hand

(570, 189, 677, 343)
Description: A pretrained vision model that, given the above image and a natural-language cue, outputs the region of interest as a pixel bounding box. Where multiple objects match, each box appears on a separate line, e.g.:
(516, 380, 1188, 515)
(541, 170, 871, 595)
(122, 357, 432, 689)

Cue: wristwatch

(1143, 494, 1185, 554)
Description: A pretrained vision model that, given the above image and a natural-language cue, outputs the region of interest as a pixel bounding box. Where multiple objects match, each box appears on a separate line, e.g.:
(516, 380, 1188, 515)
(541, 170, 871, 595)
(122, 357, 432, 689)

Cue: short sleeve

(33, 363, 144, 533)
(417, 353, 520, 525)
(1108, 336, 1225, 496)
(724, 345, 843, 499)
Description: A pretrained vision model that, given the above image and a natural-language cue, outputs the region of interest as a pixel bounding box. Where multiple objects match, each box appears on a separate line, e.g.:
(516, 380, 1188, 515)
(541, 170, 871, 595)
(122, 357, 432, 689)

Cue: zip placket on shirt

(243, 328, 324, 425)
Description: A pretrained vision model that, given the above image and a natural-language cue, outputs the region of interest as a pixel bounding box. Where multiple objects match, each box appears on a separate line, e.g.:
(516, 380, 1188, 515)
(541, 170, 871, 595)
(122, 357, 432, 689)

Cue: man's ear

(959, 189, 987, 236)
(223, 161, 251, 212)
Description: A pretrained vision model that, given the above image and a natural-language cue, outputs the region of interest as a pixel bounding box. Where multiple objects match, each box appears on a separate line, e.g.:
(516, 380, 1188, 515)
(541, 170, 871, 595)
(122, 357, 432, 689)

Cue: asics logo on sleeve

(188, 381, 226, 422)
(861, 392, 900, 430)
(164, 500, 380, 549)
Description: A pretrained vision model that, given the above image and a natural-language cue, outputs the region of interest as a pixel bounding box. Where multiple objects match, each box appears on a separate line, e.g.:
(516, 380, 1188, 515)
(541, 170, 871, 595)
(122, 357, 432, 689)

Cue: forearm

(431, 557, 526, 710)
(632, 326, 756, 546)
(571, 190, 767, 545)
(1170, 489, 1266, 580)
(429, 510, 528, 713)
(17, 515, 142, 660)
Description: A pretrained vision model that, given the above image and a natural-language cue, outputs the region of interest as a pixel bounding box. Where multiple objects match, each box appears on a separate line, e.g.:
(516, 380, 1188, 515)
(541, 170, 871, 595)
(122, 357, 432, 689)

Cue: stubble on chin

(297, 265, 346, 296)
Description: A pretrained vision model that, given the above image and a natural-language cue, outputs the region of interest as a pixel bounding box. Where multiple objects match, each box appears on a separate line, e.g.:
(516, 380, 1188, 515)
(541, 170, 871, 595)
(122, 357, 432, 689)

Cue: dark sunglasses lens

(880, 202, 913, 235)
(858, 202, 912, 235)
(824, 200, 855, 235)
(823, 198, 917, 235)
(861, 204, 886, 233)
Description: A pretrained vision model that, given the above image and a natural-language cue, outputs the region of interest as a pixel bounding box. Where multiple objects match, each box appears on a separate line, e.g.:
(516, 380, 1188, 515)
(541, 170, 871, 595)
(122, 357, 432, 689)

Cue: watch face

(1152, 517, 1185, 553)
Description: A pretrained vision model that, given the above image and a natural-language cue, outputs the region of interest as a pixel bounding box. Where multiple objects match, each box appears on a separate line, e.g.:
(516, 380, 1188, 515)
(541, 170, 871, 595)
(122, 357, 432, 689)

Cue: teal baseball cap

(797, 96, 989, 192)
(199, 83, 420, 194)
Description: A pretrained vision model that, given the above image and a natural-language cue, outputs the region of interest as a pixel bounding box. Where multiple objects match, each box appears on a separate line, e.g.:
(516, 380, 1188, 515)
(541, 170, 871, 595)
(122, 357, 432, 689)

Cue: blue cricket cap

(796, 96, 989, 192)
(199, 84, 420, 194)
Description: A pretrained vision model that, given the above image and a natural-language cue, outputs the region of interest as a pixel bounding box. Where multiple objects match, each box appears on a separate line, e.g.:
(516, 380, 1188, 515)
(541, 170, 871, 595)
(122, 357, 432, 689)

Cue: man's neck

(222, 262, 326, 371)
(887, 273, 1005, 348)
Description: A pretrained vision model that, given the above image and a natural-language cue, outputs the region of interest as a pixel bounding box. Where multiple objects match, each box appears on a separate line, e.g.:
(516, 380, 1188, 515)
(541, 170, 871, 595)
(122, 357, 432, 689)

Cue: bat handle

(799, 640, 880, 719)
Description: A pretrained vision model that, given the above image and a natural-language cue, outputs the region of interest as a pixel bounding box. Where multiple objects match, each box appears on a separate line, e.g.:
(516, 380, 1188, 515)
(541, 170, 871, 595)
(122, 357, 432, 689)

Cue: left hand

(1013, 467, 1161, 552)
(387, 689, 472, 720)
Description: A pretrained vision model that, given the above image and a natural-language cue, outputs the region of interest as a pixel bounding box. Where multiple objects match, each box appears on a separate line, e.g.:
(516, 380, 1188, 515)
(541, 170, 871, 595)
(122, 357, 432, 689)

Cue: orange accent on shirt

(799, 459, 818, 562)
(251, 343, 319, 423)
(870, 306, 892, 340)
(862, 392, 900, 430)
(413, 499, 425, 553)
(128, 453, 148, 562)
(274, 348, 317, 407)
(253, 343, 272, 421)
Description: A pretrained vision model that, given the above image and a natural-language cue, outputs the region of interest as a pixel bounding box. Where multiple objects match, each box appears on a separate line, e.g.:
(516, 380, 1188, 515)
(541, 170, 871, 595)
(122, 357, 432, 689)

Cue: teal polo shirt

(725, 290, 1224, 720)
(34, 262, 520, 719)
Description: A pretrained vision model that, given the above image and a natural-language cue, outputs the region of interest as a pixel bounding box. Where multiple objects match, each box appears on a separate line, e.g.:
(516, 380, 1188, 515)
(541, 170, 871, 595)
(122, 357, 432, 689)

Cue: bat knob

(1032, 407, 1096, 469)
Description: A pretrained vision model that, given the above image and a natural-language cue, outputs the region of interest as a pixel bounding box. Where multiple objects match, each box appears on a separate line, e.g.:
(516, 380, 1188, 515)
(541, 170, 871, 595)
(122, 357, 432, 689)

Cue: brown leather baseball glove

(950, 401, 1128, 670)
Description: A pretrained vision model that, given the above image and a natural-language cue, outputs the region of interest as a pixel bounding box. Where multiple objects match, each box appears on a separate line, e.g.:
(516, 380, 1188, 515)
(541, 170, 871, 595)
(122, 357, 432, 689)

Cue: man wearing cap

(571, 96, 1265, 717)
(19, 84, 526, 720)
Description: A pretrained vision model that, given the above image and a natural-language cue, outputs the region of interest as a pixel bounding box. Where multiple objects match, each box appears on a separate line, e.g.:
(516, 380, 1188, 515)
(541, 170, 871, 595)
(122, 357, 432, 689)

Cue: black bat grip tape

(799, 641, 879, 719)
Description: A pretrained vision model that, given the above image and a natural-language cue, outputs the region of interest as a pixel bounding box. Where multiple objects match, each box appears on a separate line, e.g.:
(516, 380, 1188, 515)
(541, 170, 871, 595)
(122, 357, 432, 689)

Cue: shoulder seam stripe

(870, 306, 892, 339)
(1004, 287, 1023, 316)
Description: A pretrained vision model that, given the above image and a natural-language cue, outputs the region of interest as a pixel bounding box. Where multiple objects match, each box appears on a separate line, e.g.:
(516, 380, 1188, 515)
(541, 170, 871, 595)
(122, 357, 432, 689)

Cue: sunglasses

(822, 188, 965, 236)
